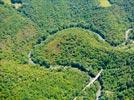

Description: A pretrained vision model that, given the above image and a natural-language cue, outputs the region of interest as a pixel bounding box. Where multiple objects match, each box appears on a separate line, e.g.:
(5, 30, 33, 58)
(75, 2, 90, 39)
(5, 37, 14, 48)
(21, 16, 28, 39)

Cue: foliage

(0, 5, 41, 63)
(0, 60, 90, 100)
(0, 0, 134, 99)
(32, 28, 111, 73)
(19, 0, 133, 46)
(32, 27, 134, 99)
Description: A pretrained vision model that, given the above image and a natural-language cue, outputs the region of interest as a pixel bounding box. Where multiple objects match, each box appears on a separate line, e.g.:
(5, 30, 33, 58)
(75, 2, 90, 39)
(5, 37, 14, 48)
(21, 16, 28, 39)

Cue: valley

(0, 0, 134, 99)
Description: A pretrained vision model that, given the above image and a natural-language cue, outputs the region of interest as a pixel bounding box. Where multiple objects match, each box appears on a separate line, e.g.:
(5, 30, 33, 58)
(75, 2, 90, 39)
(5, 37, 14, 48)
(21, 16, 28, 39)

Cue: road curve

(28, 27, 133, 99)
(28, 27, 106, 65)
(28, 51, 36, 65)
(73, 69, 103, 100)
(121, 28, 133, 45)
(125, 29, 133, 41)
(28, 27, 105, 100)
(82, 69, 103, 92)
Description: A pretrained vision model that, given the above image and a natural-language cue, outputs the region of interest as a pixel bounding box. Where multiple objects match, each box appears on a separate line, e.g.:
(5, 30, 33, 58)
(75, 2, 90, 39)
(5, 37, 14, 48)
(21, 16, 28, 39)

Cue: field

(3, 0, 11, 5)
(99, 0, 111, 7)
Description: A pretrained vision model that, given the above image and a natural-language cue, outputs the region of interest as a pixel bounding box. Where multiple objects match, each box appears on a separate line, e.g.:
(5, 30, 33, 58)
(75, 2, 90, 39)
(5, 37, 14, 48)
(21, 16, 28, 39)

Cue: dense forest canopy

(0, 0, 134, 99)
(11, 0, 22, 4)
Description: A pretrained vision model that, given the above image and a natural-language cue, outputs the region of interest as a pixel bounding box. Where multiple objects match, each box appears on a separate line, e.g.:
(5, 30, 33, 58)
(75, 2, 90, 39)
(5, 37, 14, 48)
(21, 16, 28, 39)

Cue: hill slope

(0, 0, 134, 99)
(1, 60, 98, 100)
(20, 0, 133, 46)
(32, 28, 111, 72)
(0, 5, 40, 63)
(31, 27, 134, 99)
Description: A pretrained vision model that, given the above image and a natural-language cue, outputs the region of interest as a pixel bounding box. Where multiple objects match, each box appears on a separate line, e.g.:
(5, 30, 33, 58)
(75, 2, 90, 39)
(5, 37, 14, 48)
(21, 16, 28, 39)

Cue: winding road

(82, 69, 103, 92)
(121, 28, 133, 45)
(28, 27, 133, 99)
(28, 51, 36, 65)
(125, 29, 133, 41)
(73, 69, 103, 100)
(27, 27, 106, 100)
(96, 84, 101, 100)
(29, 49, 103, 100)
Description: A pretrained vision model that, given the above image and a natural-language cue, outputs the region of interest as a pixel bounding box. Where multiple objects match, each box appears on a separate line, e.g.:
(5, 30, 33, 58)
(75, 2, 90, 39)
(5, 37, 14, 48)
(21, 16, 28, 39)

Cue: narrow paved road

(28, 27, 106, 66)
(125, 29, 133, 41)
(92, 32, 105, 41)
(121, 28, 133, 45)
(73, 69, 103, 100)
(96, 84, 101, 100)
(28, 51, 36, 65)
(28, 27, 104, 99)
(27, 27, 133, 100)
(28, 27, 105, 100)
(82, 69, 103, 91)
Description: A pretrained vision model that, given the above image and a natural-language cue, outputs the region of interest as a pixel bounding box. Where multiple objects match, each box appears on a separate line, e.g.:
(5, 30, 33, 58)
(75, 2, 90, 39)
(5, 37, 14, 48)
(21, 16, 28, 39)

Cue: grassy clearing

(3, 0, 11, 5)
(99, 0, 111, 7)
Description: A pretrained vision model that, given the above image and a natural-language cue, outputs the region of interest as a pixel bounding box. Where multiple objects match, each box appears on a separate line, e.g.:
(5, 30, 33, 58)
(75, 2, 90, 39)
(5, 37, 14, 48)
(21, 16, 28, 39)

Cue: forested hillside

(0, 0, 134, 100)
(0, 4, 41, 63)
(19, 0, 133, 46)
